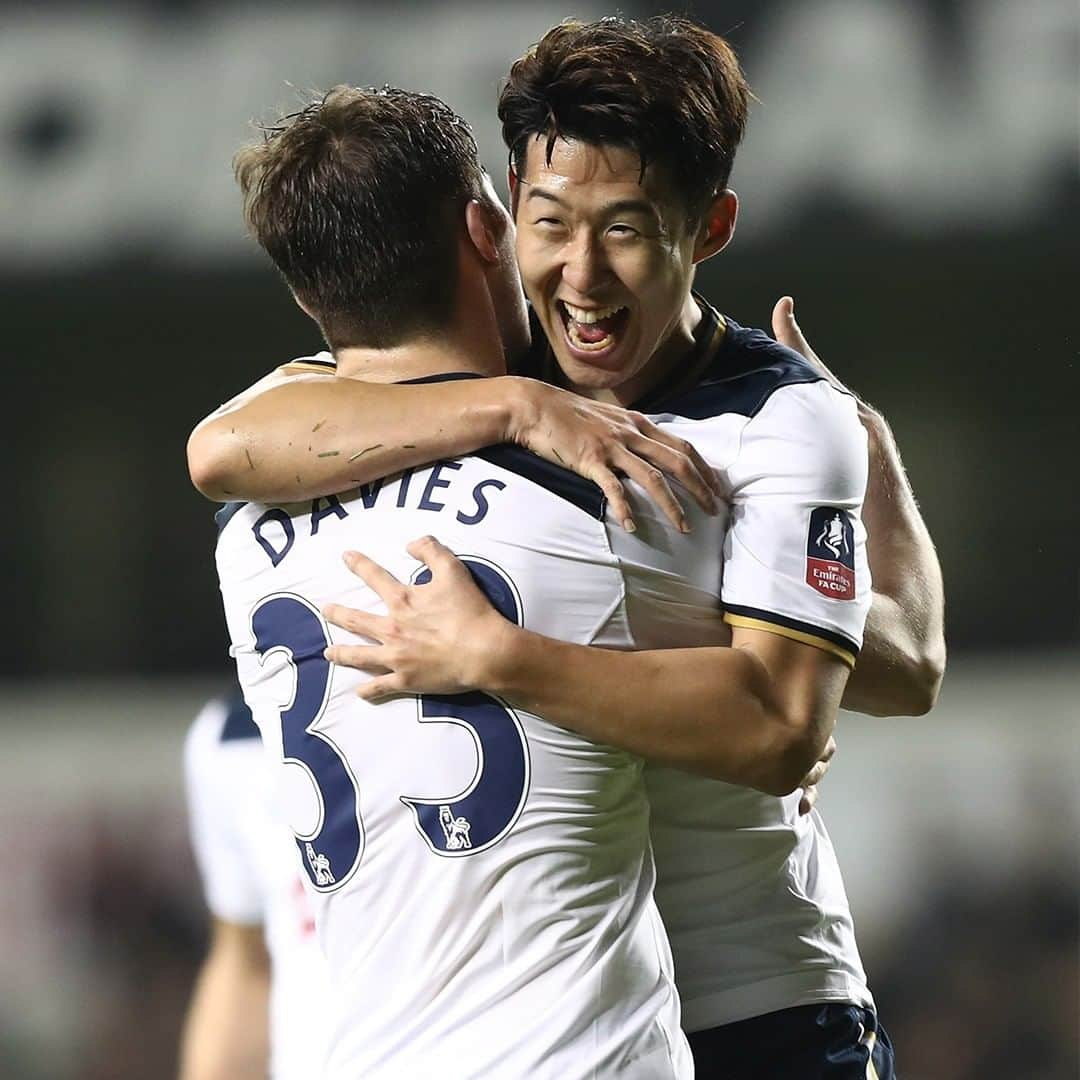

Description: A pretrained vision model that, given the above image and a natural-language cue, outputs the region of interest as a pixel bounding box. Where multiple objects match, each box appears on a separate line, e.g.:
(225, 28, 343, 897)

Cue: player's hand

(771, 296, 843, 388)
(322, 537, 510, 701)
(797, 735, 836, 815)
(506, 379, 720, 533)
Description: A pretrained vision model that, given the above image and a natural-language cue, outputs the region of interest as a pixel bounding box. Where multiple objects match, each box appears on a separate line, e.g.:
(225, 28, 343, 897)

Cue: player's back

(215, 439, 690, 1079)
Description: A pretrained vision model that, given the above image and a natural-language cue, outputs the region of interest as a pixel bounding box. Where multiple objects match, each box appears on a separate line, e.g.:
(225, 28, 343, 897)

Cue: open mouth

(558, 300, 630, 357)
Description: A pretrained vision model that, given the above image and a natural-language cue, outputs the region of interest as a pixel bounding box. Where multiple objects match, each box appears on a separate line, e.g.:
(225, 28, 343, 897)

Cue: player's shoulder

(185, 691, 261, 772)
(655, 310, 832, 423)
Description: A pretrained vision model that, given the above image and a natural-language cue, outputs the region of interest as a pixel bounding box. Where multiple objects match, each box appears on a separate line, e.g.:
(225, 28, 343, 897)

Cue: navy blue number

(401, 558, 530, 856)
(252, 594, 363, 892)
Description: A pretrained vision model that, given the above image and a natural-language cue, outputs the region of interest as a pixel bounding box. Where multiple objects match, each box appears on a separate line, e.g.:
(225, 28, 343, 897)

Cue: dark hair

(499, 16, 750, 222)
(235, 85, 485, 349)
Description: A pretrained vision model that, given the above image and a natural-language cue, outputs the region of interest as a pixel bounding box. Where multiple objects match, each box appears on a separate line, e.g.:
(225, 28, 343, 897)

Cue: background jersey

(606, 306, 876, 1032)
(184, 694, 332, 1080)
(214, 423, 692, 1080)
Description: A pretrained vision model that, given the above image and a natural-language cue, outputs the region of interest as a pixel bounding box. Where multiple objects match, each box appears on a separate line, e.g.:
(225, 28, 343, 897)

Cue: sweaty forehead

(520, 136, 679, 217)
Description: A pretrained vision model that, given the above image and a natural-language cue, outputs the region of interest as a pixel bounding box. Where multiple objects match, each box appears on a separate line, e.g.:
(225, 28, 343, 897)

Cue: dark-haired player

(193, 17, 944, 1079)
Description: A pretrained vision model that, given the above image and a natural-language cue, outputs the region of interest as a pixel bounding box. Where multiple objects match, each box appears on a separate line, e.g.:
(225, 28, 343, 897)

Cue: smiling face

(513, 136, 731, 404)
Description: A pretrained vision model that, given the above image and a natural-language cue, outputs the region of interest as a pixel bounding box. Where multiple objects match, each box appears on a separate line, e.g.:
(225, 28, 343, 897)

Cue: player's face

(513, 137, 700, 403)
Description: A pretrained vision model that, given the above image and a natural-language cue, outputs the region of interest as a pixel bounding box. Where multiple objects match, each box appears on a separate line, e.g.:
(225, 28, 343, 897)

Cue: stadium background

(2, 1, 1076, 1077)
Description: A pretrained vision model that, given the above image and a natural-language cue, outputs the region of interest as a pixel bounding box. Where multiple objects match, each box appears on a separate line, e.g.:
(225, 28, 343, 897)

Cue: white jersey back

(215, 431, 691, 1079)
(184, 695, 332, 1079)
(603, 307, 876, 1032)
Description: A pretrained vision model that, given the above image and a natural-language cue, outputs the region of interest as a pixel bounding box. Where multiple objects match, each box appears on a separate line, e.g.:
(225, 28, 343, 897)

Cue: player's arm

(323, 379, 869, 791)
(187, 367, 720, 533)
(178, 917, 270, 1080)
(772, 297, 946, 716)
(180, 703, 269, 1079)
(323, 539, 846, 796)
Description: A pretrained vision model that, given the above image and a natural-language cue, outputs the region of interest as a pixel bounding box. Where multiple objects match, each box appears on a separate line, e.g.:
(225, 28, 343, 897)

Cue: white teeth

(562, 301, 626, 324)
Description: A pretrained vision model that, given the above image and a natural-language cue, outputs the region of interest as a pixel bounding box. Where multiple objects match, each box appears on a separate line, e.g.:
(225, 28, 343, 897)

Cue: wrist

(498, 376, 546, 447)
(466, 616, 531, 696)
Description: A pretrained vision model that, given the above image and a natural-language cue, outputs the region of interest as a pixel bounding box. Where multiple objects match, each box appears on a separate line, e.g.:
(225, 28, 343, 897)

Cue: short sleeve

(183, 698, 266, 925)
(721, 380, 871, 667)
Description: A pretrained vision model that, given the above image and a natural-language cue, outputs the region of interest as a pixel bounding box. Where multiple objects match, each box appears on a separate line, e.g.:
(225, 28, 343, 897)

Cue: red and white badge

(806, 507, 856, 600)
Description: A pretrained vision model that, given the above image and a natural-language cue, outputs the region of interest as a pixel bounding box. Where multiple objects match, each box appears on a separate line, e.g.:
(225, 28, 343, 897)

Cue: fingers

(356, 674, 408, 702)
(586, 466, 636, 532)
(405, 535, 468, 580)
(321, 603, 389, 641)
(798, 785, 818, 815)
(627, 432, 718, 515)
(341, 549, 407, 605)
(632, 414, 723, 498)
(323, 643, 391, 673)
(613, 449, 688, 533)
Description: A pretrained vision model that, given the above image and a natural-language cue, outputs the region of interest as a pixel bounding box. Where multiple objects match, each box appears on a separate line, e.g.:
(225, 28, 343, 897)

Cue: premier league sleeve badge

(806, 507, 856, 600)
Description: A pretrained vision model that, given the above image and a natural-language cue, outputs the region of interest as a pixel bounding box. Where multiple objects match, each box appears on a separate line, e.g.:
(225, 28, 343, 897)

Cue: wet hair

(499, 15, 751, 222)
(235, 84, 485, 349)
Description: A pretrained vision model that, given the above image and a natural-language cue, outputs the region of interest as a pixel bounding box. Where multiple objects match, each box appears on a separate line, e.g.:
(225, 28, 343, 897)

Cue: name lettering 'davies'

(252, 464, 508, 567)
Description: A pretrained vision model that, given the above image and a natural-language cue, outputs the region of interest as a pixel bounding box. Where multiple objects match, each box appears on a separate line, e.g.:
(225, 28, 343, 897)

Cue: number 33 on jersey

(215, 441, 691, 1079)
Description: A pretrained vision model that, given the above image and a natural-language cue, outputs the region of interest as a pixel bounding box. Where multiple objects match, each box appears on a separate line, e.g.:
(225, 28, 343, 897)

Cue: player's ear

(692, 189, 738, 266)
(508, 166, 520, 217)
(291, 290, 318, 322)
(465, 198, 500, 265)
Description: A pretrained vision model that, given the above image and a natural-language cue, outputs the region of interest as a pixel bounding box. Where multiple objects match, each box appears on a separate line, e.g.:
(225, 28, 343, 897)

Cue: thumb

(771, 295, 808, 358)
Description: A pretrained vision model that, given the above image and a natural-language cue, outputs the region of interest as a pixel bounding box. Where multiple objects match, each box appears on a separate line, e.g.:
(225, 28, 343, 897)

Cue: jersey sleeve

(721, 380, 871, 668)
(183, 699, 265, 925)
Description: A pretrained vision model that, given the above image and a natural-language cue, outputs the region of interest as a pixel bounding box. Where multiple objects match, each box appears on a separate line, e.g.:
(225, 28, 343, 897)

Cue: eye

(607, 223, 640, 239)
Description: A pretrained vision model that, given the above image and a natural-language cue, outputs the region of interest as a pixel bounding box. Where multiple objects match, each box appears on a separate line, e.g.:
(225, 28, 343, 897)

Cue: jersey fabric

(214, 405, 692, 1080)
(613, 301, 876, 1033)
(284, 313, 876, 1039)
(184, 694, 332, 1080)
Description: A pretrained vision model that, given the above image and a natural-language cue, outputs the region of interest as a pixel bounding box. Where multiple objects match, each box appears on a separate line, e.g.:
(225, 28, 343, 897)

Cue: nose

(561, 230, 612, 297)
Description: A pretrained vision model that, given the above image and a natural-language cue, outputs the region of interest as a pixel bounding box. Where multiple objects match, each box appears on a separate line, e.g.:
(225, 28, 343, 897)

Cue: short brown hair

(499, 16, 750, 222)
(235, 85, 485, 349)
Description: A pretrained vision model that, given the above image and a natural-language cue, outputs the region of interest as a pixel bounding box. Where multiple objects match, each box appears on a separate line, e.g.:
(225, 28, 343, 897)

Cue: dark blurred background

(2, 1, 1077, 1077)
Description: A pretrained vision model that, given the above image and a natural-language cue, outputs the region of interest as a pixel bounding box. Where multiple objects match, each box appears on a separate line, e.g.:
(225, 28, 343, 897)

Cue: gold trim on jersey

(722, 612, 857, 669)
(280, 361, 337, 375)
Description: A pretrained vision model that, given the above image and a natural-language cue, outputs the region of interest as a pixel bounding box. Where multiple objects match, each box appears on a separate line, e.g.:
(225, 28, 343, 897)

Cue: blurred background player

(179, 692, 330, 1080)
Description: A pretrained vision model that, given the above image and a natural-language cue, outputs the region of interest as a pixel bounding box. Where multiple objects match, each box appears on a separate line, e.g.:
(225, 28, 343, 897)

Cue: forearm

(188, 374, 527, 503)
(482, 627, 816, 795)
(178, 949, 269, 1080)
(844, 409, 946, 715)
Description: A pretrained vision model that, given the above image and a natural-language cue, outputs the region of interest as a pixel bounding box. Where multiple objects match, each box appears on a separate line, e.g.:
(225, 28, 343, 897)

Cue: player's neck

(333, 313, 507, 385)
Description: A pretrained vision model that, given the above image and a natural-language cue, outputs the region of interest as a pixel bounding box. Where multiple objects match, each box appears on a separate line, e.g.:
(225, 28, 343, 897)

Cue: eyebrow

(525, 189, 659, 220)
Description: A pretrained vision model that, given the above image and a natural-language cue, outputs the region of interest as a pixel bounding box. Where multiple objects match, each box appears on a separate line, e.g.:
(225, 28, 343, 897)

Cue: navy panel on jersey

(646, 318, 831, 422)
(220, 692, 260, 742)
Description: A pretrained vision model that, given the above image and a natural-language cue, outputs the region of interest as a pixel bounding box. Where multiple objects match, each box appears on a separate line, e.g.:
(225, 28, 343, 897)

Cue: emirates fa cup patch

(806, 507, 856, 600)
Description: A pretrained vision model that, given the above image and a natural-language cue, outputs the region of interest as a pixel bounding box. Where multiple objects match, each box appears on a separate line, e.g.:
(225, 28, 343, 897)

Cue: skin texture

(771, 297, 946, 715)
(512, 136, 735, 405)
(322, 538, 850, 797)
(178, 918, 270, 1080)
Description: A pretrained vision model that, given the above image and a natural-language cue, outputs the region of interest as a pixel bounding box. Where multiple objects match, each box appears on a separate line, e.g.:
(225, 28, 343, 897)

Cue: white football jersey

(606, 305, 876, 1032)
(214, 408, 692, 1080)
(184, 695, 332, 1080)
